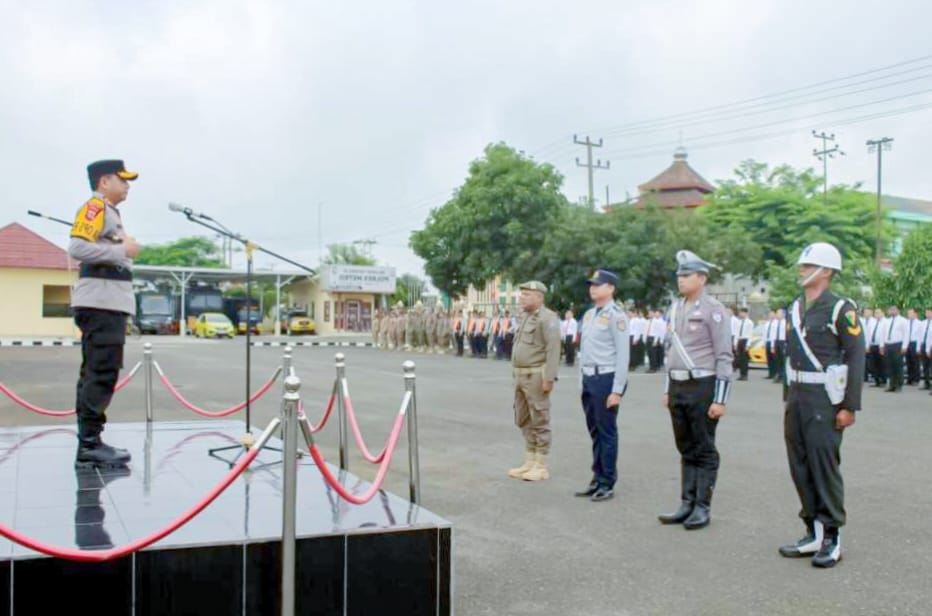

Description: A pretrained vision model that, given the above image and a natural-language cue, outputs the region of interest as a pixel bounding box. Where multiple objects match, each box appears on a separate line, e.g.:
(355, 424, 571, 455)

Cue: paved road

(1, 338, 930, 615)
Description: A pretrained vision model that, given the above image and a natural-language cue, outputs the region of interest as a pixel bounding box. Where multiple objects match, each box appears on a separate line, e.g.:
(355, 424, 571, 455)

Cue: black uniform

(785, 290, 864, 532)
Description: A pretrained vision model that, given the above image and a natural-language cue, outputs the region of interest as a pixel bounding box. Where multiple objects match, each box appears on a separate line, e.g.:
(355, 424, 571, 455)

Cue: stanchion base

(0, 420, 452, 615)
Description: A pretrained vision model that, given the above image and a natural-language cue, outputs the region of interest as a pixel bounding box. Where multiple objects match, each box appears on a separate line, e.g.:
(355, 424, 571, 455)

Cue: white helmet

(797, 242, 842, 271)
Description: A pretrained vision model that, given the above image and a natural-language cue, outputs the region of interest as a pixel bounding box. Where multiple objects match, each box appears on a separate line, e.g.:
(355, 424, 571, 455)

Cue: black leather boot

(779, 519, 823, 557)
(683, 469, 713, 530)
(75, 421, 131, 469)
(574, 479, 599, 497)
(658, 464, 696, 524)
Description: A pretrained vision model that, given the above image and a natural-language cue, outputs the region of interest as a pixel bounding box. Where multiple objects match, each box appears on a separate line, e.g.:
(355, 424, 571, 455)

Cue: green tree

(135, 236, 225, 267)
(410, 143, 568, 295)
(322, 244, 376, 266)
(539, 204, 760, 310)
(701, 160, 889, 306)
(871, 225, 932, 308)
(392, 273, 426, 306)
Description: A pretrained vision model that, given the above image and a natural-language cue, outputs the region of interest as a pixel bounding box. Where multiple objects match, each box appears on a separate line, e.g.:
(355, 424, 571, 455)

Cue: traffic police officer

(575, 269, 629, 502)
(508, 281, 561, 482)
(779, 242, 864, 568)
(69, 159, 140, 468)
(658, 250, 733, 530)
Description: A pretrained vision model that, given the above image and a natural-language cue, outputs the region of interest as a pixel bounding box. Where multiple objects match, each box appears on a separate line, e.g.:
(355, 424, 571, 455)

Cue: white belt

(581, 365, 614, 376)
(668, 369, 715, 381)
(786, 368, 827, 384)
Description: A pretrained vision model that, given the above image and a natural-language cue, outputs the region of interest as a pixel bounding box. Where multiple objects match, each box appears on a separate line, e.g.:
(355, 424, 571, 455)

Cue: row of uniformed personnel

(505, 244, 861, 569)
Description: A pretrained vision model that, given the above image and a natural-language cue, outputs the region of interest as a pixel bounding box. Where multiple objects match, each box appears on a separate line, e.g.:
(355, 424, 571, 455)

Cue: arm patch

(70, 199, 105, 242)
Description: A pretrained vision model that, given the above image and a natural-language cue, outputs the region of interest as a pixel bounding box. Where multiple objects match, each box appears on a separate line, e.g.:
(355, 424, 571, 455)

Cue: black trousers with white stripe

(784, 384, 846, 529)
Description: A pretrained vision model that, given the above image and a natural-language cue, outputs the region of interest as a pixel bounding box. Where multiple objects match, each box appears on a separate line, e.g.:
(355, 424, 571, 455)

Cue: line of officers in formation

(501, 243, 864, 571)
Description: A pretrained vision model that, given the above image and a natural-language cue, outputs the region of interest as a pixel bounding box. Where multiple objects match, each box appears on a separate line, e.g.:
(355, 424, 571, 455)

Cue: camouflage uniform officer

(394, 303, 407, 350)
(69, 160, 141, 468)
(509, 281, 561, 482)
(372, 307, 383, 348)
(658, 250, 734, 530)
(424, 305, 438, 353)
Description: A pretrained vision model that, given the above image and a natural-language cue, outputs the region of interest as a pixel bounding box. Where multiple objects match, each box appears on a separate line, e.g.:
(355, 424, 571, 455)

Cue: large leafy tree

(135, 236, 225, 267)
(410, 143, 568, 296)
(539, 204, 760, 310)
(872, 225, 932, 308)
(701, 160, 887, 306)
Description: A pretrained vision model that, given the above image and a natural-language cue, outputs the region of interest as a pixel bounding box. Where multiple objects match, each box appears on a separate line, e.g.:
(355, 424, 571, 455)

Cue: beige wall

(286, 280, 376, 335)
(0, 267, 78, 337)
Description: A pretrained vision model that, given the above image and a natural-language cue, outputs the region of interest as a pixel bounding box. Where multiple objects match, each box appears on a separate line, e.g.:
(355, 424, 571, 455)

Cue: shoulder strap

(826, 299, 847, 336)
(669, 299, 697, 371)
(790, 299, 824, 372)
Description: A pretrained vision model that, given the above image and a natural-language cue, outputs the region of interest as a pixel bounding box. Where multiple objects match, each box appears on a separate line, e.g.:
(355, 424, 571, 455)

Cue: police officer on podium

(658, 250, 733, 530)
(574, 269, 629, 502)
(779, 243, 864, 568)
(69, 160, 141, 468)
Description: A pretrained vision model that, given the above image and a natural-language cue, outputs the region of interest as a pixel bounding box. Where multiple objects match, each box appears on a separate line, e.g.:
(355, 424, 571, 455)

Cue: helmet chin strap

(800, 266, 825, 288)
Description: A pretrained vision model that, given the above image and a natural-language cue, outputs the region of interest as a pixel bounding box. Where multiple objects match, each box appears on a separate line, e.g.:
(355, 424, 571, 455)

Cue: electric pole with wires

(866, 137, 894, 267)
(812, 130, 845, 204)
(574, 135, 610, 207)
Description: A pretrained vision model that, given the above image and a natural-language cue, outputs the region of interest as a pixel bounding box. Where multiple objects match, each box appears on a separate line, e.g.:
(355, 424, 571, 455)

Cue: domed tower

(636, 147, 714, 208)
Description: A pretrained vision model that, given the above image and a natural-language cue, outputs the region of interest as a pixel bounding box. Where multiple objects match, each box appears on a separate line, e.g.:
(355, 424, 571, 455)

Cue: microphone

(168, 202, 213, 220)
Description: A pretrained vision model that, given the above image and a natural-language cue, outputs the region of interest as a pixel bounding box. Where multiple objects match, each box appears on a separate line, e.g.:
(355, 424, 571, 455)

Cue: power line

(529, 52, 932, 160)
(603, 101, 932, 160)
(598, 87, 932, 157)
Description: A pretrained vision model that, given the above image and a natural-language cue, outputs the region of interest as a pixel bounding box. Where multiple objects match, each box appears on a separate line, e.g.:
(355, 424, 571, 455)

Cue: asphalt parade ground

(1, 338, 930, 616)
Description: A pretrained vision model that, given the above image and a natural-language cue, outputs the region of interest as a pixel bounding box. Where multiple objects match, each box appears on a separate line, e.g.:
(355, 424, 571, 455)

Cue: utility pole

(574, 135, 610, 207)
(812, 130, 845, 205)
(605, 185, 611, 209)
(866, 137, 894, 268)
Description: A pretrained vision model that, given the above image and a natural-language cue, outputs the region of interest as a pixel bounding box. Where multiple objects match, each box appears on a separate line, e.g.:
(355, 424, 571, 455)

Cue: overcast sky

(2, 0, 930, 280)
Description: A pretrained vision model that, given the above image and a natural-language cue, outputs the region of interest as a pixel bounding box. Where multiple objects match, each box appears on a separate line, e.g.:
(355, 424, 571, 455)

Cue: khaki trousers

(513, 370, 552, 454)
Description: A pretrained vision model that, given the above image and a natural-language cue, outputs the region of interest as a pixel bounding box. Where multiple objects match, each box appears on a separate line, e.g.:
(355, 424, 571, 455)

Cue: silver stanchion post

(281, 374, 300, 616)
(403, 360, 421, 505)
(335, 352, 349, 471)
(144, 342, 154, 422)
(282, 346, 293, 381)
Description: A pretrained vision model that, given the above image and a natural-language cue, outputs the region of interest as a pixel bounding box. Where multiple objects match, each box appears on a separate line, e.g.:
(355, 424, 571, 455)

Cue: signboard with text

(320, 265, 396, 294)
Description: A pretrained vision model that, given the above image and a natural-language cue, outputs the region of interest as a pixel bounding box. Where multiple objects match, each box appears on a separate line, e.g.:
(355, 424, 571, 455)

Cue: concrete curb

(251, 341, 374, 348)
(0, 339, 80, 347)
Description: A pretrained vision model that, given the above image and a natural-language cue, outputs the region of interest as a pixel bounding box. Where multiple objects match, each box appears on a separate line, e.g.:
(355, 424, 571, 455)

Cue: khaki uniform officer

(508, 281, 561, 481)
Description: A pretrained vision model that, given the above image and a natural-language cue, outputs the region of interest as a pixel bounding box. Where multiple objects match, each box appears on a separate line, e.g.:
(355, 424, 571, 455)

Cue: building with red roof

(0, 223, 78, 337)
(635, 147, 714, 208)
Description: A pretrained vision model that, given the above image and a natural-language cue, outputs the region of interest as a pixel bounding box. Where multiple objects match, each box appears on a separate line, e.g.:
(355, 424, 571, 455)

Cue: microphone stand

(172, 209, 315, 467)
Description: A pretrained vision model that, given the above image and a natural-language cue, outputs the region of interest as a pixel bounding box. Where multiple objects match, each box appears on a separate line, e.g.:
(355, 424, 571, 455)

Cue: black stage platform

(0, 421, 452, 615)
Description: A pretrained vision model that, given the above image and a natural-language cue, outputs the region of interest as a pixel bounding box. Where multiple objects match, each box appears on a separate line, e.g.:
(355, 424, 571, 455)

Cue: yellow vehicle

(287, 311, 316, 335)
(194, 312, 235, 339)
(748, 323, 767, 367)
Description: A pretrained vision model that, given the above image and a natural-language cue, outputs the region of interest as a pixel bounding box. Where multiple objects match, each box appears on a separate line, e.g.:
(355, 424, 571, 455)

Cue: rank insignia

(617, 319, 626, 332)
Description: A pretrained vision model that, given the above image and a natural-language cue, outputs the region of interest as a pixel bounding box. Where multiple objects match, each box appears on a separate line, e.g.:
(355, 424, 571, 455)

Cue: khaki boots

(508, 450, 549, 481)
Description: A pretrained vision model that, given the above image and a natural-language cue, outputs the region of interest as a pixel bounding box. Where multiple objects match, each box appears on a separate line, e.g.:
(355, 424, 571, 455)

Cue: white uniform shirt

(776, 318, 787, 342)
(648, 317, 667, 344)
(736, 317, 754, 341)
(765, 319, 778, 346)
(561, 318, 578, 339)
(924, 319, 932, 353)
(871, 317, 888, 346)
(884, 315, 909, 350)
(730, 315, 741, 339)
(863, 317, 877, 350)
(909, 318, 923, 345)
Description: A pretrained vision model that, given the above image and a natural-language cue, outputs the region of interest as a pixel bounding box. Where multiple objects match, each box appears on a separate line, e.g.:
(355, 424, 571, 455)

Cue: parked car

(194, 312, 235, 339)
(748, 323, 767, 367)
(287, 311, 316, 335)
